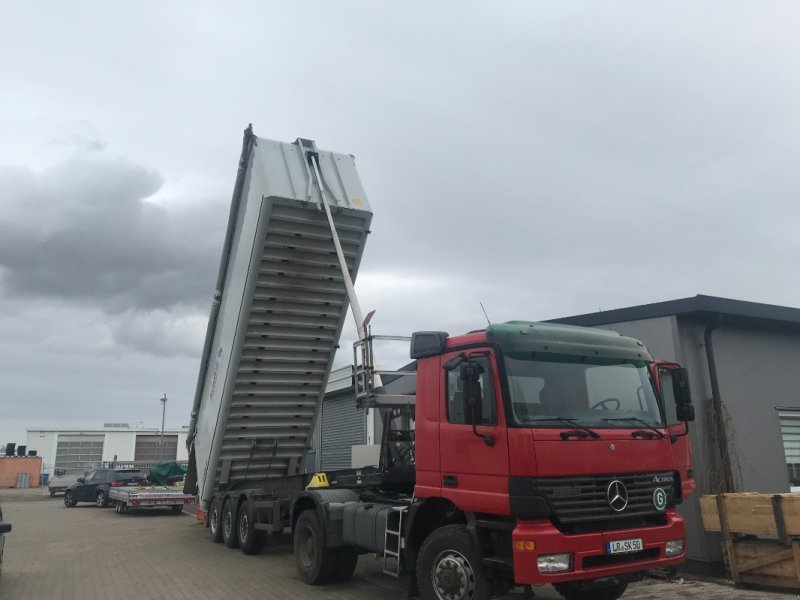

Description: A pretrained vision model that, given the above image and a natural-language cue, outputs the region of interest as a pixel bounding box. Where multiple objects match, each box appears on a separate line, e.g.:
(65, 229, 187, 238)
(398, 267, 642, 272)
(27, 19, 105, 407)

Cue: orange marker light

(514, 540, 536, 551)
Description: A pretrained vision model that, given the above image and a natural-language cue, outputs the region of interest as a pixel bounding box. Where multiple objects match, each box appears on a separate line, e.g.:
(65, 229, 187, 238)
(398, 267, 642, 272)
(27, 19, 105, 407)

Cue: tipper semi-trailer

(184, 126, 697, 600)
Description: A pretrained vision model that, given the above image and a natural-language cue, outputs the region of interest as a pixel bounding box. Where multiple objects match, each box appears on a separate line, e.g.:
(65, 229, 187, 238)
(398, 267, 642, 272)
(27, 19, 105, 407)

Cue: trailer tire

(171, 504, 183, 514)
(554, 582, 628, 600)
(293, 509, 337, 585)
(237, 500, 265, 555)
(417, 524, 491, 600)
(221, 499, 239, 548)
(331, 547, 358, 582)
(208, 497, 223, 543)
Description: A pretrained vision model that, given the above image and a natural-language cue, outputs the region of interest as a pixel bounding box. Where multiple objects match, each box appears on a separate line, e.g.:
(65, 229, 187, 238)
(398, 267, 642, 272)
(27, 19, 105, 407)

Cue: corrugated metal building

(552, 294, 800, 571)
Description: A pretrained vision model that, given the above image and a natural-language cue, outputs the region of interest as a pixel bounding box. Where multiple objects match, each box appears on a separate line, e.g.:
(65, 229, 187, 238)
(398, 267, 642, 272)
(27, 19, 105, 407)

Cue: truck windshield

(504, 354, 664, 428)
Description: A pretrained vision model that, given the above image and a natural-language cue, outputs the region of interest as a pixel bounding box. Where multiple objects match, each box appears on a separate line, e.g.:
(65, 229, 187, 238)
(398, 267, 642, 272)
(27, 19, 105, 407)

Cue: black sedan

(0, 503, 10, 580)
(64, 468, 148, 508)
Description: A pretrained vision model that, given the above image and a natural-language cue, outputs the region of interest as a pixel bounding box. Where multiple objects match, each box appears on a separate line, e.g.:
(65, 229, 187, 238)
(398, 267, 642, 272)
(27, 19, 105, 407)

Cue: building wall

(0, 457, 43, 488)
(26, 428, 190, 478)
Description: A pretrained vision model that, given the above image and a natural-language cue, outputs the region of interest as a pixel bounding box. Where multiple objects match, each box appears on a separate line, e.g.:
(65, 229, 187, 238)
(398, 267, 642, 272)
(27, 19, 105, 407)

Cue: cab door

(653, 362, 696, 499)
(438, 349, 510, 515)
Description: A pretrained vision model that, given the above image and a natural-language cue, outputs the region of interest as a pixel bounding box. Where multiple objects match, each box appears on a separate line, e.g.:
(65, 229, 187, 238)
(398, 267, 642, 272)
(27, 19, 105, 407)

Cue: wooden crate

(701, 493, 800, 589)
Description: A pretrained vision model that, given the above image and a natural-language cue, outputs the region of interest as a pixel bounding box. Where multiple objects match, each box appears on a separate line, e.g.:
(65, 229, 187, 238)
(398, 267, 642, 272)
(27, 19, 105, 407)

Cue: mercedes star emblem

(607, 480, 629, 512)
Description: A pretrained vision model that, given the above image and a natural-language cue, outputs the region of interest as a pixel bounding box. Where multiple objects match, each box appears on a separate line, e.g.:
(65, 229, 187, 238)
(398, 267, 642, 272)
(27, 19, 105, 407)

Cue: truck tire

(237, 500, 266, 555)
(221, 499, 239, 549)
(293, 509, 337, 585)
(554, 581, 628, 600)
(331, 547, 358, 582)
(417, 524, 492, 600)
(209, 497, 223, 543)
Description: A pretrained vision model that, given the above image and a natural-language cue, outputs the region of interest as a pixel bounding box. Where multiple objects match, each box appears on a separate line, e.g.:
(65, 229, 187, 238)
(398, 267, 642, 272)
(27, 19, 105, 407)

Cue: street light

(160, 394, 168, 460)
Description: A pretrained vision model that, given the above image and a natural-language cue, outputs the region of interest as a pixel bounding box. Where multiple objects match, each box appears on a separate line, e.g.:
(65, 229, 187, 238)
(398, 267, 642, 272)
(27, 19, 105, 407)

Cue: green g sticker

(653, 488, 668, 511)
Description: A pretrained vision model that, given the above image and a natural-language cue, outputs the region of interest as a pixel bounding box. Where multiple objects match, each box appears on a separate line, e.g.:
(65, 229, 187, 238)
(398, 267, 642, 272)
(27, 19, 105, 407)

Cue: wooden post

(716, 493, 740, 583)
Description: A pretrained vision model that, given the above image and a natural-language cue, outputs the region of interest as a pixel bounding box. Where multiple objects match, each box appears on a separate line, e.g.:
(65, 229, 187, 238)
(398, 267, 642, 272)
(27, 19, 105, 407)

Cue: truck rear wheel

(209, 498, 223, 543)
(293, 509, 337, 585)
(237, 500, 266, 555)
(221, 499, 239, 549)
(417, 524, 491, 600)
(554, 581, 628, 600)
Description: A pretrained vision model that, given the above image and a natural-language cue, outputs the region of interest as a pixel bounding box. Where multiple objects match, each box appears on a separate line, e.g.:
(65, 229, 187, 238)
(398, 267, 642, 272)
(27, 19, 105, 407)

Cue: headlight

(537, 553, 573, 573)
(665, 539, 685, 557)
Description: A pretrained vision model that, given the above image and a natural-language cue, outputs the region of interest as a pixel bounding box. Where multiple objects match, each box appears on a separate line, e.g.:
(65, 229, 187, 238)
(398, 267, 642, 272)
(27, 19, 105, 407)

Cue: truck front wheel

(417, 524, 491, 600)
(293, 509, 337, 585)
(554, 581, 628, 600)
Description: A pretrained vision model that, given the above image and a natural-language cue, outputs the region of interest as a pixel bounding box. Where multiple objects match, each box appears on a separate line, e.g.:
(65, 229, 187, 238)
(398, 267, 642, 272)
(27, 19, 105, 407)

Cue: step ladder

(383, 506, 407, 577)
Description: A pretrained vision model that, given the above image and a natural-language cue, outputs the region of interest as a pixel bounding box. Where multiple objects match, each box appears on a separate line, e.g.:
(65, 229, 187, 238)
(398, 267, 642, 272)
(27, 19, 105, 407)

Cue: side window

(84, 471, 97, 482)
(445, 356, 497, 425)
(659, 369, 681, 426)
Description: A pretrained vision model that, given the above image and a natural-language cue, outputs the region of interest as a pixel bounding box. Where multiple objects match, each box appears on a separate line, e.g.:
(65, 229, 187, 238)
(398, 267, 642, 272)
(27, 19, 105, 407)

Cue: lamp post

(160, 394, 168, 460)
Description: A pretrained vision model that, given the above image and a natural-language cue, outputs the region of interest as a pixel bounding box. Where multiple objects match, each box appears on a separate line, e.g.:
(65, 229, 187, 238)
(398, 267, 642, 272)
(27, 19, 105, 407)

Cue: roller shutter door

(55, 435, 104, 474)
(134, 435, 178, 462)
(320, 396, 366, 471)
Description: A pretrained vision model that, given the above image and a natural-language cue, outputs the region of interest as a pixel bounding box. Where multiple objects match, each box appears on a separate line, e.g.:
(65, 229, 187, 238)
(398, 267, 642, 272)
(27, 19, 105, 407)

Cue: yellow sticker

(352, 198, 362, 207)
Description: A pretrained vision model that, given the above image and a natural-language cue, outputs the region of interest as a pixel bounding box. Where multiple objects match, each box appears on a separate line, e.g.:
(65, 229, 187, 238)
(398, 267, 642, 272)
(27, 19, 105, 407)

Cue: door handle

(443, 474, 458, 487)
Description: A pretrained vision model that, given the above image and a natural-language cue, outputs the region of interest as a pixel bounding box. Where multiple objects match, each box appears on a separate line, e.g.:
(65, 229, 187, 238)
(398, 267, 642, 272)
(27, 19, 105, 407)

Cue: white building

(26, 423, 189, 477)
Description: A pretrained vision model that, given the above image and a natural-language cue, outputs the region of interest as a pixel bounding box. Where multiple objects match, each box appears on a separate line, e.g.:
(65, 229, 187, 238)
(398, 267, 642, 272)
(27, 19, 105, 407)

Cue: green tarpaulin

(147, 461, 187, 485)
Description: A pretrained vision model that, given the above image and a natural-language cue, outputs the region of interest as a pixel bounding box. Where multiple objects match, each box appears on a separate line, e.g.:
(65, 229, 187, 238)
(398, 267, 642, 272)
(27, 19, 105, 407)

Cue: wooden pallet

(701, 493, 800, 589)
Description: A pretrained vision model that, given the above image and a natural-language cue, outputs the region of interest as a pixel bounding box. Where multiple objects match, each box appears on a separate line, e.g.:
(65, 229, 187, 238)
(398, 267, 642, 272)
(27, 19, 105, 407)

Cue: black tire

(237, 500, 266, 555)
(555, 581, 628, 600)
(221, 499, 238, 549)
(95, 489, 108, 508)
(293, 509, 338, 585)
(416, 524, 492, 600)
(208, 497, 223, 543)
(49, 489, 55, 497)
(64, 491, 77, 507)
(171, 504, 183, 514)
(331, 547, 359, 582)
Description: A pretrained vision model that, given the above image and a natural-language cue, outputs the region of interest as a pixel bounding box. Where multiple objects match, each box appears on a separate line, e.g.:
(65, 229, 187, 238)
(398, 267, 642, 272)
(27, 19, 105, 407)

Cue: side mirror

(676, 404, 695, 422)
(674, 367, 692, 406)
(459, 361, 494, 446)
(77, 477, 85, 483)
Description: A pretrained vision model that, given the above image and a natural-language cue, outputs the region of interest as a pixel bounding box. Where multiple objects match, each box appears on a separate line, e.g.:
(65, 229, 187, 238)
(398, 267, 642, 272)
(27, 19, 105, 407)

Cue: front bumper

(511, 509, 686, 585)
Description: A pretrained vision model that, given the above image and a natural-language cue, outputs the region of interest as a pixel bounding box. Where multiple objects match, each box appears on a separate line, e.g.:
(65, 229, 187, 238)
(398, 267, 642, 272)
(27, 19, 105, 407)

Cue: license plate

(606, 538, 643, 555)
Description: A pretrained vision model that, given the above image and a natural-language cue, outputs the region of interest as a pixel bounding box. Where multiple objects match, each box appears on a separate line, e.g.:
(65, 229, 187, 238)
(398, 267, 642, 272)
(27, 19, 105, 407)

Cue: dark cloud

(0, 154, 225, 312)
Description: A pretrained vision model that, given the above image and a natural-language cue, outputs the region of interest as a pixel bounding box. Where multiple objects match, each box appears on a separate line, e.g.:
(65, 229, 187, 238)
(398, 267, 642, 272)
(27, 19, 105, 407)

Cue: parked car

(48, 468, 80, 496)
(64, 468, 148, 508)
(0, 503, 11, 580)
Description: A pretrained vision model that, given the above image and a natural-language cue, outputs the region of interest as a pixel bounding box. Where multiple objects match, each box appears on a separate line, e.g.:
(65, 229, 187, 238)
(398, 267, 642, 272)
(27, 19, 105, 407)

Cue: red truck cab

(410, 321, 695, 598)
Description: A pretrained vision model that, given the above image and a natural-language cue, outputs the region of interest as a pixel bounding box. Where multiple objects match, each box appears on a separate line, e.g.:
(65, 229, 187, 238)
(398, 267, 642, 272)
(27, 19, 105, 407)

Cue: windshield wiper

(526, 417, 600, 439)
(602, 417, 665, 439)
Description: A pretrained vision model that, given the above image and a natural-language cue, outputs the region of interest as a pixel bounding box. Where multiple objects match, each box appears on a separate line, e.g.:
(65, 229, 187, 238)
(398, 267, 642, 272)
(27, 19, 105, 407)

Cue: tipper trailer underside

(186, 131, 372, 506)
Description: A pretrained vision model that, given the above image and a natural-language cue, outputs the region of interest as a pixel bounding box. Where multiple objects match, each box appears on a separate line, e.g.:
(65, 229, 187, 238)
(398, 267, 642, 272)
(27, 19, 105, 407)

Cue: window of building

(778, 410, 800, 488)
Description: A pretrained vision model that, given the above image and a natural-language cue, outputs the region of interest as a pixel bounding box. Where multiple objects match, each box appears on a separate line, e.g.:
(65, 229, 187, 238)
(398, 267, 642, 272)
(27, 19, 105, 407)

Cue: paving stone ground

(0, 496, 791, 600)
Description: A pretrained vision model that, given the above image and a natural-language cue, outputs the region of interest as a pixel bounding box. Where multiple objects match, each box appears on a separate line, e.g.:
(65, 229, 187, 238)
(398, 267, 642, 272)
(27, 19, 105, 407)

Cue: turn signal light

(513, 540, 536, 552)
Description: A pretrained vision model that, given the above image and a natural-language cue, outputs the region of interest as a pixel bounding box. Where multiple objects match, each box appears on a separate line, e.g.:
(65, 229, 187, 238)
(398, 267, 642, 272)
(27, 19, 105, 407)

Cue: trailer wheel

(237, 500, 266, 555)
(208, 498, 223, 543)
(417, 524, 491, 600)
(331, 547, 358, 582)
(293, 509, 337, 585)
(221, 499, 239, 549)
(554, 581, 628, 600)
(171, 504, 183, 514)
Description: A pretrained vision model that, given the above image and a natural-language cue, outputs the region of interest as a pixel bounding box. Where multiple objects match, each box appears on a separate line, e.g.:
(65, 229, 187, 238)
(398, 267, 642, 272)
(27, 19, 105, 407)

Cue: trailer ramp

(187, 128, 372, 506)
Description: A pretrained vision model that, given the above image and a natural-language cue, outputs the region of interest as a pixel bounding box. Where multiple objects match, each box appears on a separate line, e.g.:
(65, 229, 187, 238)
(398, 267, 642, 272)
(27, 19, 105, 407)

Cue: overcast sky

(2, 2, 800, 447)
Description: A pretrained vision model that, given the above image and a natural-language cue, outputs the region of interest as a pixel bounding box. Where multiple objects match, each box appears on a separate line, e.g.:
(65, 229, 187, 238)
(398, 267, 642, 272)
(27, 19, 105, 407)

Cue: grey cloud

(0, 153, 225, 313)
